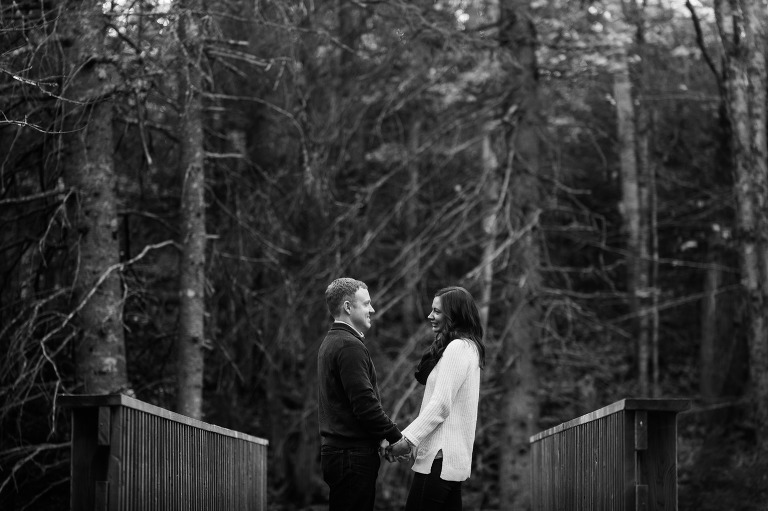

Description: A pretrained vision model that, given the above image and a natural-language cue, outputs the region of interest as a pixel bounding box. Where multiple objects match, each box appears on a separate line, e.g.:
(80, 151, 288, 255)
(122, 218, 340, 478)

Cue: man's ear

(343, 300, 350, 314)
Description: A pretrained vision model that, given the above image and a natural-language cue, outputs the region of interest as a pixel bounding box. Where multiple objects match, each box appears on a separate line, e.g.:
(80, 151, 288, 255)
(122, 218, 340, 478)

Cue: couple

(318, 278, 486, 511)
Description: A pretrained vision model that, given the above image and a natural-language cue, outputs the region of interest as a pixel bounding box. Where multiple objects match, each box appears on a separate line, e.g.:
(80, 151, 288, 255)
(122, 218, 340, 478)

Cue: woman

(388, 286, 486, 511)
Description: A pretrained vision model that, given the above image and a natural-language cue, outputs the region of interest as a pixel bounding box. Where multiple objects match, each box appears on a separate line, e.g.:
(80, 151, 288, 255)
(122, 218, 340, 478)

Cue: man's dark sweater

(318, 322, 402, 448)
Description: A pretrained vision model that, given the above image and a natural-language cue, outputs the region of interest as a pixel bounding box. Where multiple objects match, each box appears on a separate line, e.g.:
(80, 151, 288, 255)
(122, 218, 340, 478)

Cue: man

(318, 277, 410, 510)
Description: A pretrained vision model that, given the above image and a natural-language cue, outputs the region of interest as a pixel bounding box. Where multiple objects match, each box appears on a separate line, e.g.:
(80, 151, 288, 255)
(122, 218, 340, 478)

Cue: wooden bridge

(61, 395, 688, 510)
(530, 398, 690, 511)
(60, 394, 268, 511)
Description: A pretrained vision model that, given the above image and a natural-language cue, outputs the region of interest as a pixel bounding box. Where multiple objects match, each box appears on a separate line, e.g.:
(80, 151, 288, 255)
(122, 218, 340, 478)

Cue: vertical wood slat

(529, 398, 689, 511)
(98, 407, 111, 446)
(635, 410, 648, 450)
(107, 404, 123, 510)
(95, 481, 109, 511)
(636, 484, 649, 511)
(61, 394, 269, 511)
(70, 407, 101, 511)
(638, 410, 680, 510)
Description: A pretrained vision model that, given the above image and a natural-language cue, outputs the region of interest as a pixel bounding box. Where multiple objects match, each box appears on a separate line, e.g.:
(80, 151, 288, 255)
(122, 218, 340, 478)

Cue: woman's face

(427, 296, 445, 333)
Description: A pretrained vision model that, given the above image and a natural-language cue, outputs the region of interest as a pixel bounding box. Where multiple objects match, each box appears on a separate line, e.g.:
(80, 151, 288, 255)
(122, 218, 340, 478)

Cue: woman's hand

(385, 436, 414, 463)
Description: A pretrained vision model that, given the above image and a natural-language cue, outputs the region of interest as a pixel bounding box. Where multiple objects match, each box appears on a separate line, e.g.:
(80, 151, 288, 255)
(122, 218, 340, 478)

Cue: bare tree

(700, 231, 734, 403)
(478, 128, 501, 332)
(714, 0, 768, 451)
(627, 0, 658, 397)
(497, 0, 543, 507)
(402, 119, 423, 334)
(175, 0, 207, 419)
(60, 0, 128, 394)
(613, 46, 653, 396)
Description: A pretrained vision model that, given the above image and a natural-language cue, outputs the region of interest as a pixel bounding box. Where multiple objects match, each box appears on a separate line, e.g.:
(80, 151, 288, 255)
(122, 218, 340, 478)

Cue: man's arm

(337, 342, 402, 444)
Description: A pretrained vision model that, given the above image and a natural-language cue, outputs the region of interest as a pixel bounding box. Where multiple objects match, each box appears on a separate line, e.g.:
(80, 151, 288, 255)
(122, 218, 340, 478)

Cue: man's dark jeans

(404, 458, 463, 511)
(321, 445, 381, 511)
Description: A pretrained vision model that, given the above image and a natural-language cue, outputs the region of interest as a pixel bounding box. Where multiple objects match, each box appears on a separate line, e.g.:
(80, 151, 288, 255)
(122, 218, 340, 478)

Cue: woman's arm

(402, 339, 477, 446)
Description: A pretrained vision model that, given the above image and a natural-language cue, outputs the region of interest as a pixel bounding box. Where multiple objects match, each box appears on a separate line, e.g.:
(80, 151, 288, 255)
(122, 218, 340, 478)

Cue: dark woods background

(1, 0, 767, 509)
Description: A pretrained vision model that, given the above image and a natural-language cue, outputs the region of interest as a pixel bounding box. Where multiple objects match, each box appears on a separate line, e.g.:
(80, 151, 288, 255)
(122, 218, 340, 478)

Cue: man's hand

(378, 439, 390, 458)
(385, 436, 413, 463)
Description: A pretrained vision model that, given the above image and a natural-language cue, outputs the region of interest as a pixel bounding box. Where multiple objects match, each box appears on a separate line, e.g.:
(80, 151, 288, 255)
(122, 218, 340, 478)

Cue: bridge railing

(60, 393, 268, 511)
(529, 398, 690, 511)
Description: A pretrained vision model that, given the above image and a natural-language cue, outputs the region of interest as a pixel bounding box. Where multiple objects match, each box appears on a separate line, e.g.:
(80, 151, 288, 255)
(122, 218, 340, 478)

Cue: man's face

(347, 288, 374, 333)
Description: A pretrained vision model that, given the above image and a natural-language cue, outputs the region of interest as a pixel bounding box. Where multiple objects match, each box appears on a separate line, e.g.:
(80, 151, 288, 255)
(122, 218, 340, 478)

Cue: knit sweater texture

(318, 322, 402, 447)
(402, 338, 480, 481)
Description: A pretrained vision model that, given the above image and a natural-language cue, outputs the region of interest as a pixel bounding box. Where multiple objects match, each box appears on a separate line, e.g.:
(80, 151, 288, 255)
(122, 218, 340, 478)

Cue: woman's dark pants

(405, 458, 462, 511)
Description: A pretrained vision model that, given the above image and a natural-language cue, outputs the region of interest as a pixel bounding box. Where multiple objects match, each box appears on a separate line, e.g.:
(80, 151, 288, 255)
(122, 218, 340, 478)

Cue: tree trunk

(402, 119, 422, 333)
(479, 130, 500, 332)
(176, 0, 207, 419)
(498, 1, 542, 507)
(467, 9, 503, 335)
(715, 0, 768, 452)
(613, 50, 651, 396)
(61, 0, 128, 395)
(648, 139, 660, 397)
(700, 234, 724, 403)
(629, 0, 658, 397)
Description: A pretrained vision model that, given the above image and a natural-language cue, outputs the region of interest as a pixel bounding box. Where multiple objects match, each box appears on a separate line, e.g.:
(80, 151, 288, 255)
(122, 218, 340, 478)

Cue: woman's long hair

(428, 286, 486, 368)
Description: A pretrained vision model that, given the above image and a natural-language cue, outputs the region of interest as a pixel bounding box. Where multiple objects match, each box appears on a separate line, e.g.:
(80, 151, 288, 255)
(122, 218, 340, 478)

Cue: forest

(1, 0, 767, 509)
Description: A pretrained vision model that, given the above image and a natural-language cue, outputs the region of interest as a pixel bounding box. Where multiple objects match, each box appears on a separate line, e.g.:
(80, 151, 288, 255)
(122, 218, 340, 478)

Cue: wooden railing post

(61, 394, 269, 511)
(68, 404, 110, 511)
(530, 398, 690, 511)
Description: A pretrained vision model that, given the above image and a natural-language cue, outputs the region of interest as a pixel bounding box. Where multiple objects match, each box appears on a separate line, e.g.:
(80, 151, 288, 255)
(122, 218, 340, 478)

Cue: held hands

(384, 436, 414, 463)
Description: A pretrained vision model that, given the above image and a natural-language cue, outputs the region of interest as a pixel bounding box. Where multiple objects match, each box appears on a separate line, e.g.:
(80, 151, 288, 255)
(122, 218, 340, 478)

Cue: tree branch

(0, 442, 69, 496)
(685, 0, 722, 87)
(38, 240, 177, 349)
(0, 188, 68, 206)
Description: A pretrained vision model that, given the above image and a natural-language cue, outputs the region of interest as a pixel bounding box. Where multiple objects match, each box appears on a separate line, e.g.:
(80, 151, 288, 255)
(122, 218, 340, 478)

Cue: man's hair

(325, 278, 368, 318)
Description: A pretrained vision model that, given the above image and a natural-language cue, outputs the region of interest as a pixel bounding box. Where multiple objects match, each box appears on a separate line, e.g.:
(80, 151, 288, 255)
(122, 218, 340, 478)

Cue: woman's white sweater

(402, 338, 480, 481)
